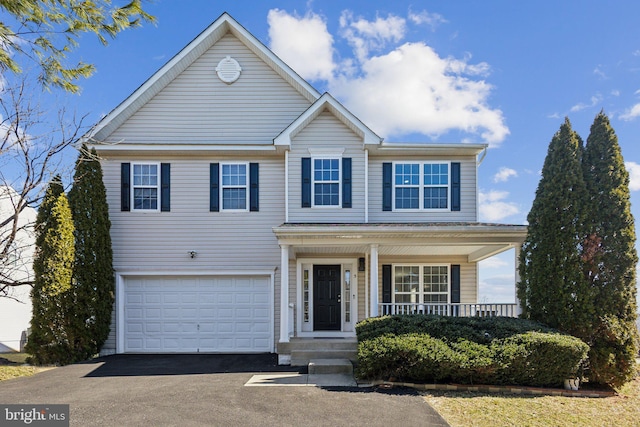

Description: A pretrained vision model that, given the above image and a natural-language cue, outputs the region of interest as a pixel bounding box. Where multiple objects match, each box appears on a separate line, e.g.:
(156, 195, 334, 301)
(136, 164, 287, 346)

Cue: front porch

(273, 223, 527, 365)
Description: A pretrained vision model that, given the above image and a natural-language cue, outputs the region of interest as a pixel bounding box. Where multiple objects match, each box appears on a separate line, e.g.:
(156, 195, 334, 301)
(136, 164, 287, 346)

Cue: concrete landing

(245, 372, 357, 387)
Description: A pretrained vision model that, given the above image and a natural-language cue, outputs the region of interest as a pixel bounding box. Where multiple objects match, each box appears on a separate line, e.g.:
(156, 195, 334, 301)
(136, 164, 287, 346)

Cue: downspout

(285, 149, 289, 223)
(364, 148, 369, 223)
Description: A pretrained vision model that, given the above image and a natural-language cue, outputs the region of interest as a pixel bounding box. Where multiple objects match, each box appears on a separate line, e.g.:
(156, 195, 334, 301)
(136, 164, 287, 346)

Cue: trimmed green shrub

(356, 314, 589, 387)
(492, 332, 589, 387)
(356, 314, 556, 343)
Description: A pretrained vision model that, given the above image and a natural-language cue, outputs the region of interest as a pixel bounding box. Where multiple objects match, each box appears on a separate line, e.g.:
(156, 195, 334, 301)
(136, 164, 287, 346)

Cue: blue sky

(10, 1, 640, 303)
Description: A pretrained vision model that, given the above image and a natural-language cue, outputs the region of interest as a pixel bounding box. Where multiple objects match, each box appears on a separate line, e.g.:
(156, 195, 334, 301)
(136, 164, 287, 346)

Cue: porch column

(279, 245, 290, 343)
(514, 245, 522, 316)
(370, 244, 379, 317)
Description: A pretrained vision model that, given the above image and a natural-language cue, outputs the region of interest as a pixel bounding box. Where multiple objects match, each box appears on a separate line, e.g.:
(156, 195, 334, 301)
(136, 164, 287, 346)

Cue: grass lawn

(0, 353, 53, 381)
(423, 377, 640, 427)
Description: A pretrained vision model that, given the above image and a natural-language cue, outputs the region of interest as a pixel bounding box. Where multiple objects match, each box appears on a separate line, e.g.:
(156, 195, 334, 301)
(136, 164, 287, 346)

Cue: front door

(313, 265, 341, 331)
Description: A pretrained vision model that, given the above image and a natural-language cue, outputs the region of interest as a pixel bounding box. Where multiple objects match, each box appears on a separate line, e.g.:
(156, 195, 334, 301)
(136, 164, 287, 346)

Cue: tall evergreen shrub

(26, 179, 75, 365)
(68, 145, 114, 360)
(582, 112, 639, 387)
(518, 118, 592, 336)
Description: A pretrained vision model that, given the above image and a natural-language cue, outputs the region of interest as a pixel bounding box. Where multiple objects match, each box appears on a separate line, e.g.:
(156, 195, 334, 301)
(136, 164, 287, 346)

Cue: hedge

(356, 315, 589, 387)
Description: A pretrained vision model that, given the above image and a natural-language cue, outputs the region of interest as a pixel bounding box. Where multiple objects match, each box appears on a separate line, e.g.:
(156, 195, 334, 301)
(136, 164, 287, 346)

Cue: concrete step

(290, 349, 358, 366)
(288, 338, 357, 351)
(308, 358, 353, 375)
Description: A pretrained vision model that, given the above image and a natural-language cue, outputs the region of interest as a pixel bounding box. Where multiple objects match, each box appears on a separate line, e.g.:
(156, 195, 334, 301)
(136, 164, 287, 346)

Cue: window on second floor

(132, 163, 159, 211)
(221, 163, 248, 210)
(313, 158, 340, 207)
(394, 162, 450, 210)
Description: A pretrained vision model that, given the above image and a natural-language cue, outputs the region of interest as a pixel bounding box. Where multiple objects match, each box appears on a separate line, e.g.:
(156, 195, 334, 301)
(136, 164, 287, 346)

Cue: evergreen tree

(68, 145, 114, 360)
(582, 111, 639, 387)
(518, 118, 593, 336)
(26, 180, 75, 365)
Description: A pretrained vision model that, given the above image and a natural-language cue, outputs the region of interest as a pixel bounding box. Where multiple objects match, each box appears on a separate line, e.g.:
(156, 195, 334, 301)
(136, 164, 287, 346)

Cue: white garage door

(123, 275, 272, 353)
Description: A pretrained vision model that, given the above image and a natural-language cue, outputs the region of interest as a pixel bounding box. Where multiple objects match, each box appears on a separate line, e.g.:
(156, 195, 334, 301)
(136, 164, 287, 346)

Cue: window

(393, 265, 449, 304)
(221, 163, 248, 210)
(393, 162, 450, 210)
(132, 163, 159, 210)
(313, 158, 340, 206)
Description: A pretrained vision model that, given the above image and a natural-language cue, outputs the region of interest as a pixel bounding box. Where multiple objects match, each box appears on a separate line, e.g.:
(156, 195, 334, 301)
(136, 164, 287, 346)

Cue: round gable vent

(215, 56, 242, 84)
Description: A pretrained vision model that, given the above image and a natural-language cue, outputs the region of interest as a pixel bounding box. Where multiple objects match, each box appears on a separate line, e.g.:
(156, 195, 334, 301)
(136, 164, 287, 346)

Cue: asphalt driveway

(0, 354, 449, 426)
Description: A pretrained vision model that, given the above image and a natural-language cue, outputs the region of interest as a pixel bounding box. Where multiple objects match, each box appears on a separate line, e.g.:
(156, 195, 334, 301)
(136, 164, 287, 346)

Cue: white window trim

(220, 161, 249, 212)
(311, 156, 342, 208)
(392, 161, 451, 212)
(131, 162, 160, 212)
(391, 264, 451, 304)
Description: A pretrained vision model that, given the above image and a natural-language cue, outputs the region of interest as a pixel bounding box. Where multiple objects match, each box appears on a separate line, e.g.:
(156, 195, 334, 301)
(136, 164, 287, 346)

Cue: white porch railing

(378, 303, 518, 318)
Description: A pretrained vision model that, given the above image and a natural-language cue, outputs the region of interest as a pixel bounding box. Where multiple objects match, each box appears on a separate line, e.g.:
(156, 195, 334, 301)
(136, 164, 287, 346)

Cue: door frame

(296, 258, 358, 338)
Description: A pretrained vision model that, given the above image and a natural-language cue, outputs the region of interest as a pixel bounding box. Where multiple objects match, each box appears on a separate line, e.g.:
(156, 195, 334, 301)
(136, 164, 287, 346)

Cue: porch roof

(272, 222, 527, 262)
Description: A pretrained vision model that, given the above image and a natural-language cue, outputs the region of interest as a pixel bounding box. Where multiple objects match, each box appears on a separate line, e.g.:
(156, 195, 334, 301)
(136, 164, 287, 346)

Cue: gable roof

(87, 12, 321, 141)
(273, 93, 383, 146)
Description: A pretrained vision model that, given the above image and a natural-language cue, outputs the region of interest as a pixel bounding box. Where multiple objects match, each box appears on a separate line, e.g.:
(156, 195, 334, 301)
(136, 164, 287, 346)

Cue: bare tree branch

(0, 77, 87, 298)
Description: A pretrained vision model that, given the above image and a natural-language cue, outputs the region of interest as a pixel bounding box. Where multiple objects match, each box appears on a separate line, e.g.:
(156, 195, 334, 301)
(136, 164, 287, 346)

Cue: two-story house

(87, 13, 527, 365)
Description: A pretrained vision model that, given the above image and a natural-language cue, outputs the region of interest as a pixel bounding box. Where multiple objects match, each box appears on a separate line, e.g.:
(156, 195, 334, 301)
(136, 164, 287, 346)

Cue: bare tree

(0, 77, 86, 299)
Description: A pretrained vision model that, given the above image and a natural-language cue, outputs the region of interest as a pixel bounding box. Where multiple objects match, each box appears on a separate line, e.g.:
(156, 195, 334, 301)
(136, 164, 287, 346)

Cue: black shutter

(250, 163, 259, 212)
(382, 162, 392, 211)
(301, 157, 311, 208)
(451, 264, 461, 304)
(160, 163, 170, 212)
(451, 162, 461, 211)
(342, 157, 352, 208)
(382, 264, 392, 304)
(121, 163, 130, 212)
(210, 163, 219, 212)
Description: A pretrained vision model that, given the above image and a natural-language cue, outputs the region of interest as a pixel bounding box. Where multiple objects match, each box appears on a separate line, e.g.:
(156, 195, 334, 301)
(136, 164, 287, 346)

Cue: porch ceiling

(274, 223, 527, 263)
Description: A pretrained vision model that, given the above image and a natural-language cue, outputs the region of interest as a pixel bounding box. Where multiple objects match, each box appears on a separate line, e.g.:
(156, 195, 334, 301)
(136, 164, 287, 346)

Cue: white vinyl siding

(103, 34, 311, 145)
(103, 157, 282, 270)
(289, 111, 365, 223)
(369, 157, 477, 222)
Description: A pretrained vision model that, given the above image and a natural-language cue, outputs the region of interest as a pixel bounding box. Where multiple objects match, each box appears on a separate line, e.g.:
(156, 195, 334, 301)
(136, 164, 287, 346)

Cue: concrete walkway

(246, 372, 357, 387)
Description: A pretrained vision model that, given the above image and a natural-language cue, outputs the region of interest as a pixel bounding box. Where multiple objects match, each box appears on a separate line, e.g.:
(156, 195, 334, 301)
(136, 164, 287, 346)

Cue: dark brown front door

(313, 265, 341, 331)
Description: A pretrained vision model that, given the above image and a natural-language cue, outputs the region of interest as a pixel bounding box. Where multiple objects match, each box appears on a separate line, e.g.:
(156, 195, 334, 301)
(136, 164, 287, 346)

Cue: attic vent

(215, 56, 242, 84)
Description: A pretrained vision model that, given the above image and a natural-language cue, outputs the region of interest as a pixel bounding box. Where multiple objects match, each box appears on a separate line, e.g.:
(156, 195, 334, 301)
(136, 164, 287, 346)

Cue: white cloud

(620, 103, 640, 121)
(339, 11, 406, 61)
(330, 42, 509, 144)
(267, 8, 509, 146)
(611, 89, 620, 97)
(267, 9, 335, 81)
(570, 94, 603, 112)
(493, 167, 517, 183)
(479, 190, 519, 222)
(408, 10, 447, 30)
(479, 257, 508, 269)
(625, 161, 640, 191)
(593, 65, 607, 79)
(478, 274, 516, 303)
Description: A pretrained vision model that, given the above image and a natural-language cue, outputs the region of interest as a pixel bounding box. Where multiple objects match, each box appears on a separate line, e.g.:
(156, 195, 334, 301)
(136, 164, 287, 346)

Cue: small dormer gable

(274, 93, 382, 147)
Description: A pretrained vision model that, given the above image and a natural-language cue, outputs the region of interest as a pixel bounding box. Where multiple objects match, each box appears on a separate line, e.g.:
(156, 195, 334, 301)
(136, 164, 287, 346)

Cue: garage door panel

(124, 275, 272, 353)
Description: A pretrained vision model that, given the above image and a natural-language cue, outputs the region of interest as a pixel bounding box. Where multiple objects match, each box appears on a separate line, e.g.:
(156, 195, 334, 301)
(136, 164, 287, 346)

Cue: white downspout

(364, 148, 369, 223)
(284, 149, 289, 223)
